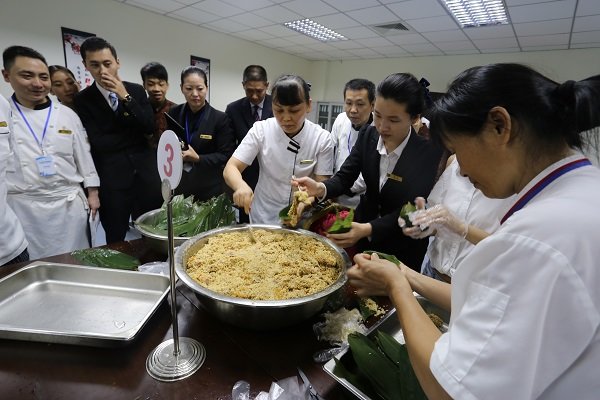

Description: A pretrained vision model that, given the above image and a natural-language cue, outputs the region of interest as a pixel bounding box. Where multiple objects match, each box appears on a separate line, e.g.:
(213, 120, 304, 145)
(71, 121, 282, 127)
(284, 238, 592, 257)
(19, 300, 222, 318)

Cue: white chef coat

(426, 158, 513, 276)
(0, 95, 27, 265)
(330, 112, 366, 208)
(430, 154, 600, 399)
(6, 97, 100, 259)
(233, 117, 334, 224)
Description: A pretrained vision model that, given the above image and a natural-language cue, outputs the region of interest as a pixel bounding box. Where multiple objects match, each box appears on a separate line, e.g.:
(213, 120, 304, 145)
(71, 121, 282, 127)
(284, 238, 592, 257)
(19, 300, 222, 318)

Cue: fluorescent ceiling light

(441, 0, 509, 28)
(284, 19, 347, 42)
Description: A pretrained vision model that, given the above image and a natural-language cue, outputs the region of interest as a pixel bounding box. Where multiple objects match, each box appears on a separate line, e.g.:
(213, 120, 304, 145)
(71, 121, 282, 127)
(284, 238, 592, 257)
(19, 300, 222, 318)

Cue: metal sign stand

(146, 132, 205, 381)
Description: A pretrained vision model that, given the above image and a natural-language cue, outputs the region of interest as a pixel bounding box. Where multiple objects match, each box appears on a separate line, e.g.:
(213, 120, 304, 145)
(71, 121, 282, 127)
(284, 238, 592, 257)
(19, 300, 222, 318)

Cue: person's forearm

(391, 283, 451, 400)
(465, 224, 490, 245)
(405, 267, 452, 312)
(223, 163, 247, 191)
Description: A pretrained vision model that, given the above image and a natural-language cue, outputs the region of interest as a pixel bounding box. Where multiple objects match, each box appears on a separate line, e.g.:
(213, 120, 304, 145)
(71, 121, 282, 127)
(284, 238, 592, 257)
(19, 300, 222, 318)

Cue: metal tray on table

(0, 261, 170, 347)
(323, 295, 450, 400)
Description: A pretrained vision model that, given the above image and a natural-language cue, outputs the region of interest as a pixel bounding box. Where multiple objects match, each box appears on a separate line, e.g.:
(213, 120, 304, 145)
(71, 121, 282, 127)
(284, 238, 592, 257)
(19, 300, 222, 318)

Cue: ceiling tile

(335, 26, 380, 39)
(346, 6, 405, 25)
(229, 12, 273, 28)
(573, 15, 600, 32)
(321, 0, 381, 12)
(203, 18, 250, 33)
(126, 0, 184, 13)
(514, 18, 572, 36)
(373, 45, 409, 56)
(519, 33, 569, 46)
(168, 6, 220, 23)
(329, 40, 362, 49)
(313, 13, 361, 29)
(571, 30, 600, 44)
(386, 0, 448, 20)
(508, 0, 577, 24)
(422, 29, 469, 42)
(522, 44, 569, 51)
(576, 0, 600, 16)
(355, 37, 395, 47)
(406, 15, 459, 32)
(504, 0, 547, 5)
(220, 0, 273, 12)
(386, 33, 429, 45)
(261, 37, 297, 48)
(480, 47, 521, 54)
(401, 42, 440, 52)
(348, 48, 384, 57)
(303, 42, 338, 51)
(281, 0, 338, 18)
(174, 0, 202, 5)
(473, 36, 520, 49)
(191, 0, 244, 17)
(435, 40, 478, 51)
(232, 29, 275, 41)
(257, 5, 302, 23)
(259, 24, 298, 37)
(570, 42, 600, 49)
(464, 25, 516, 39)
(284, 35, 323, 45)
(443, 49, 482, 55)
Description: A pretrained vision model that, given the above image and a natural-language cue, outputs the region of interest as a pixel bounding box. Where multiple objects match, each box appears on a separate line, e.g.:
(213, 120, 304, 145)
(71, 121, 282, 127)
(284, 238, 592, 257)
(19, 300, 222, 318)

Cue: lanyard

(347, 127, 354, 154)
(184, 106, 206, 145)
(12, 98, 52, 153)
(500, 158, 591, 224)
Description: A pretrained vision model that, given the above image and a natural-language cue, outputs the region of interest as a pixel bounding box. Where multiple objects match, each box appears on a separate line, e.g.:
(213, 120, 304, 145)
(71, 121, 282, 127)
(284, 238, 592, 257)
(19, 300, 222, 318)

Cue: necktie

(252, 104, 260, 121)
(109, 92, 118, 111)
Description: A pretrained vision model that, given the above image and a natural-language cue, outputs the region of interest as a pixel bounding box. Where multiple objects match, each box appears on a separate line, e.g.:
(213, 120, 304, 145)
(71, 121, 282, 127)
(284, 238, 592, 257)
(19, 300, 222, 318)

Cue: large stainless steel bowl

(175, 225, 351, 330)
(134, 209, 189, 255)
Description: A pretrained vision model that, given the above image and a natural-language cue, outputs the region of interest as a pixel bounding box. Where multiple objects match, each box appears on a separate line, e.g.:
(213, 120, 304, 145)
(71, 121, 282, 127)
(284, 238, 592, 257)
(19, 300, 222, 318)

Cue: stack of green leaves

(334, 331, 427, 400)
(327, 209, 354, 234)
(71, 248, 140, 270)
(138, 193, 235, 237)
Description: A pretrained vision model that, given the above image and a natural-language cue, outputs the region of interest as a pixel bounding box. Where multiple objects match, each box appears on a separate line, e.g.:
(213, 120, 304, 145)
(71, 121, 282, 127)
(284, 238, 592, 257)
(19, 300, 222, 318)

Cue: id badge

(35, 155, 57, 177)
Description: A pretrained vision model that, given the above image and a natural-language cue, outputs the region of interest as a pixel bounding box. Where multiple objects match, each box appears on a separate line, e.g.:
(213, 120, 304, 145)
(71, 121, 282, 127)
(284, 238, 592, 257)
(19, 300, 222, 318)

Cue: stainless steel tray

(323, 295, 450, 400)
(0, 261, 170, 347)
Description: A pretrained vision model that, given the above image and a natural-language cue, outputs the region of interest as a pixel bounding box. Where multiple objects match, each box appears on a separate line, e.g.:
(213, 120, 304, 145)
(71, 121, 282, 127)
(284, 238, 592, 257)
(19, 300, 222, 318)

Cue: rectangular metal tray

(0, 261, 170, 347)
(323, 295, 450, 400)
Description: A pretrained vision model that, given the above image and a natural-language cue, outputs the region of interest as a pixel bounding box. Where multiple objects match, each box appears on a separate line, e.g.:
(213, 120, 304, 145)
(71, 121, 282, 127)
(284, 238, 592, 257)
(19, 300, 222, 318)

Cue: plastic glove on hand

(412, 204, 468, 239)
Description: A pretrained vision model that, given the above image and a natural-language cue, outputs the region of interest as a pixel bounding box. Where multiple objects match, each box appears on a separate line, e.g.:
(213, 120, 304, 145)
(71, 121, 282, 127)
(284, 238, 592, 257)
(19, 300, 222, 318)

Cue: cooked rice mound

(186, 229, 341, 300)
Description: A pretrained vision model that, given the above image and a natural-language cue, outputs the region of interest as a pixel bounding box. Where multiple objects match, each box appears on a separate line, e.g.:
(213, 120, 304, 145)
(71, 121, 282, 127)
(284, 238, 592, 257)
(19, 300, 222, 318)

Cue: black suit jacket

(225, 95, 273, 190)
(74, 81, 155, 190)
(168, 103, 235, 201)
(325, 125, 443, 270)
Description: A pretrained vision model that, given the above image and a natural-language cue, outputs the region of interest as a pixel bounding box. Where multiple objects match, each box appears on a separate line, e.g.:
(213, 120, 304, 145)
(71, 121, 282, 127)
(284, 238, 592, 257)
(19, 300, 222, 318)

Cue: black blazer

(325, 125, 443, 270)
(168, 103, 235, 201)
(225, 95, 273, 190)
(74, 81, 155, 190)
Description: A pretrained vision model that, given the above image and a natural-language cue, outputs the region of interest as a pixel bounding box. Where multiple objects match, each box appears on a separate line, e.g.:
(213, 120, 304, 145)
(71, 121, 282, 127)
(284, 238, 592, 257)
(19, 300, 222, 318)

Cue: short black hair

(243, 65, 268, 83)
(180, 65, 207, 86)
(3, 45, 47, 70)
(80, 37, 117, 61)
(140, 62, 169, 83)
(344, 78, 375, 103)
(271, 74, 310, 106)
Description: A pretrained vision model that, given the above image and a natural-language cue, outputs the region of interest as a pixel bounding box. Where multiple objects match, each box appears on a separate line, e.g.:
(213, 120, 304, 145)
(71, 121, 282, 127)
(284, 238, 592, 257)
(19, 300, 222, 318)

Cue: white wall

(2, 0, 599, 110)
(0, 0, 312, 110)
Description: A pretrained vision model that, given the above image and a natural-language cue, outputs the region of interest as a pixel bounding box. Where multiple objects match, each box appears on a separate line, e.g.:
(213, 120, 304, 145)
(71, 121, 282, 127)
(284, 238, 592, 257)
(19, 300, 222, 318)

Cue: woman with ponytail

(347, 64, 600, 399)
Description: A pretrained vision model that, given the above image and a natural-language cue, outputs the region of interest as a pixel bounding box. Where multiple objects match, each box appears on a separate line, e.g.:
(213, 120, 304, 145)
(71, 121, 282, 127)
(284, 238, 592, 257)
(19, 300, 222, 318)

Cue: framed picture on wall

(190, 55, 210, 102)
(61, 27, 95, 88)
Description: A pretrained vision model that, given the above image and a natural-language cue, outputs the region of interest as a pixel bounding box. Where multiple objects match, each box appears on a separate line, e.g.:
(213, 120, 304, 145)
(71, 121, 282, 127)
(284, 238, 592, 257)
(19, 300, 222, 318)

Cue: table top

(0, 238, 373, 400)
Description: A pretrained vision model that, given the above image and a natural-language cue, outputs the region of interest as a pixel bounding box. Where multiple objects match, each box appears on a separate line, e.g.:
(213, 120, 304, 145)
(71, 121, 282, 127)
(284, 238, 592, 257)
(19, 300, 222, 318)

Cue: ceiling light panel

(284, 19, 347, 41)
(441, 0, 509, 27)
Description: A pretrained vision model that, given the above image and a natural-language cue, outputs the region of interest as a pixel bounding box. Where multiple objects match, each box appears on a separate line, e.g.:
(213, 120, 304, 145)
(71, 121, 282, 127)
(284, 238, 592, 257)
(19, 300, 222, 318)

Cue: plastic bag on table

(232, 377, 313, 400)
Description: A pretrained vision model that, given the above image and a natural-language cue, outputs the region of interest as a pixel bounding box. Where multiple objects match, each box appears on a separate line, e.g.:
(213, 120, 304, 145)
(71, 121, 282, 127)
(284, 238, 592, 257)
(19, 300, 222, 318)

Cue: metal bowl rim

(134, 208, 189, 241)
(175, 224, 350, 308)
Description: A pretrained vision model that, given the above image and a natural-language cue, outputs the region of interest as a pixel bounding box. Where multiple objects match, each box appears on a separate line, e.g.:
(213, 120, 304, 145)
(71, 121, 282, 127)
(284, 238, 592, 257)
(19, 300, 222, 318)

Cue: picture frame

(61, 27, 95, 88)
(190, 55, 211, 102)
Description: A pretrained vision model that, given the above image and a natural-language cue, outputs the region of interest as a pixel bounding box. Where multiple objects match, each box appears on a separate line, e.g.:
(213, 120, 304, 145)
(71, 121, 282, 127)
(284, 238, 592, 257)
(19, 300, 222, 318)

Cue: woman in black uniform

(167, 66, 235, 201)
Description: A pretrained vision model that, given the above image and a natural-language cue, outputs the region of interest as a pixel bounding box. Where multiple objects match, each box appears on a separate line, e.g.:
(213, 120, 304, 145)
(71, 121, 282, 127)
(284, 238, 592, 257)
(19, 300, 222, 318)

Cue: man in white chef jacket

(329, 78, 375, 208)
(2, 45, 100, 259)
(0, 94, 29, 266)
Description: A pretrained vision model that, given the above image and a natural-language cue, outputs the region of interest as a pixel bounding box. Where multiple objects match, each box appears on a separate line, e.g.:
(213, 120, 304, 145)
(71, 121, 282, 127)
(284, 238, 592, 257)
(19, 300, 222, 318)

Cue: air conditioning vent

(374, 22, 409, 31)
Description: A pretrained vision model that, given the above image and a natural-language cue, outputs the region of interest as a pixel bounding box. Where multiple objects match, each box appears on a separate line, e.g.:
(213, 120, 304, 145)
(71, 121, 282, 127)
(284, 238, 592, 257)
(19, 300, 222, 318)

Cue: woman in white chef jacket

(347, 64, 600, 399)
(224, 74, 334, 224)
(2, 46, 99, 259)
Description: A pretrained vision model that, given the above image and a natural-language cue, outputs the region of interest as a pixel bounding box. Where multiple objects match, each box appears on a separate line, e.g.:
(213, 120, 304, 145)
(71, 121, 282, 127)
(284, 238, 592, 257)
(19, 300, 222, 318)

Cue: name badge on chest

(35, 155, 57, 177)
